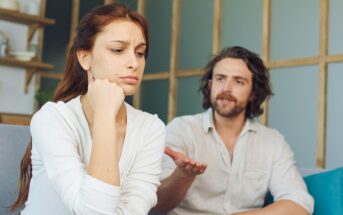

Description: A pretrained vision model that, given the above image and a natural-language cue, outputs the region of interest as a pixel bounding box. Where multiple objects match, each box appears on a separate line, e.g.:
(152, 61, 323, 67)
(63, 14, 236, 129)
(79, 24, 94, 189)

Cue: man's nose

(222, 80, 233, 92)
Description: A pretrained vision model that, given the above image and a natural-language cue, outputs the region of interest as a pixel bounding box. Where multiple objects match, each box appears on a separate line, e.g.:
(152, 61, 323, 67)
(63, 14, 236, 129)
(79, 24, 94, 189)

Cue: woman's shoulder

(31, 97, 81, 129)
(32, 101, 64, 122)
(125, 102, 165, 128)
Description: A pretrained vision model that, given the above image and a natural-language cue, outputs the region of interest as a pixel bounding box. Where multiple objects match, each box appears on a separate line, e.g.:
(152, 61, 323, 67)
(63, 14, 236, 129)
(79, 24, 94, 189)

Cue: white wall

(143, 0, 343, 169)
(0, 20, 36, 114)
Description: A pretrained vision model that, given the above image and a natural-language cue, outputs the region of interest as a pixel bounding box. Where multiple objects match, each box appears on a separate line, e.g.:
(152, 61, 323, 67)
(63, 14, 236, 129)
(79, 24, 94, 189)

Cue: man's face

(209, 58, 253, 118)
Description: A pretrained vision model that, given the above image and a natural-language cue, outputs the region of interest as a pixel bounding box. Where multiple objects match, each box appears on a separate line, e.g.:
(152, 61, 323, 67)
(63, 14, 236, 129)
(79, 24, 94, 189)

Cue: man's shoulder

(250, 120, 284, 140)
(168, 112, 204, 127)
(166, 112, 207, 136)
(248, 120, 290, 156)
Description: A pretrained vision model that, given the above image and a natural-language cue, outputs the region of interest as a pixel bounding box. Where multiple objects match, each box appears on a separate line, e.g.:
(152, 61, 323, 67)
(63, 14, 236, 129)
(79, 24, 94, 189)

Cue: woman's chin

(122, 87, 139, 96)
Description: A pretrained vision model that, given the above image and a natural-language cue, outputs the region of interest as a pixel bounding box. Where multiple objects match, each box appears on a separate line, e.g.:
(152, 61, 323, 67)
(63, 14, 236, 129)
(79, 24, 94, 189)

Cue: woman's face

(78, 20, 146, 96)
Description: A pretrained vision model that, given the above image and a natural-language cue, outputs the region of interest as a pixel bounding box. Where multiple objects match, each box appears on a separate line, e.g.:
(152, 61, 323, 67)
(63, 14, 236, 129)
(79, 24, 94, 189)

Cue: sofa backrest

(0, 123, 30, 215)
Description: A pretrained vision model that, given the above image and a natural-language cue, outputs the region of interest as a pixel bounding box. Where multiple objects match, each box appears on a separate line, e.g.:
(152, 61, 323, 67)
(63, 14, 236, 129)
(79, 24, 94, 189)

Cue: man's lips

(216, 92, 237, 102)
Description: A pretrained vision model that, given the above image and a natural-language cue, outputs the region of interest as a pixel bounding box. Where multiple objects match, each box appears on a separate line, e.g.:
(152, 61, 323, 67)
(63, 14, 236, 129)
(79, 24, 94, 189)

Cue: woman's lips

(120, 76, 139, 84)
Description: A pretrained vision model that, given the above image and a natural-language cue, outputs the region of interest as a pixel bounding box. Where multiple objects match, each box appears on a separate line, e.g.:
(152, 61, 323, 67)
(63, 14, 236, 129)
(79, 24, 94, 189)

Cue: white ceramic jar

(0, 31, 9, 57)
(0, 0, 19, 11)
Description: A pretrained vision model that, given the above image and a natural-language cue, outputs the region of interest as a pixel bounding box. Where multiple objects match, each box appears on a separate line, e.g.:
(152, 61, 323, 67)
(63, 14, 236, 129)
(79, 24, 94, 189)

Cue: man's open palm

(164, 147, 207, 177)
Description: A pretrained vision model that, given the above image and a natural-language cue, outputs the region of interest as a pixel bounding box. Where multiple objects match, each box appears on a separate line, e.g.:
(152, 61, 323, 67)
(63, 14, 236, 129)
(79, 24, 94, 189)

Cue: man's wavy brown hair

(199, 46, 273, 119)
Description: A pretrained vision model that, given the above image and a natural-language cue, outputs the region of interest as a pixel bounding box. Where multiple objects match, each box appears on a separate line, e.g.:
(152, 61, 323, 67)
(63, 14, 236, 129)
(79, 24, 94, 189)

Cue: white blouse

(22, 96, 165, 215)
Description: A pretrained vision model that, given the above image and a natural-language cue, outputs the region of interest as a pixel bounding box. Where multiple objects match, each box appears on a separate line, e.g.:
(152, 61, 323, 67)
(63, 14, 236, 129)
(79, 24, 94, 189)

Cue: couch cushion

(304, 167, 343, 215)
(0, 124, 30, 214)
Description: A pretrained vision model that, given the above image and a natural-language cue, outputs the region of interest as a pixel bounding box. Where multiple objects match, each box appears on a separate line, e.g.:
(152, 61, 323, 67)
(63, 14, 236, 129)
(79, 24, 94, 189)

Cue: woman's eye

(135, 51, 145, 57)
(111, 49, 123, 54)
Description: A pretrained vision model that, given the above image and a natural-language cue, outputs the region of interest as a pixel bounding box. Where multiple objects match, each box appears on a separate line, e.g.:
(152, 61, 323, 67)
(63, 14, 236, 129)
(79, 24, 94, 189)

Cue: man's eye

(236, 80, 243, 85)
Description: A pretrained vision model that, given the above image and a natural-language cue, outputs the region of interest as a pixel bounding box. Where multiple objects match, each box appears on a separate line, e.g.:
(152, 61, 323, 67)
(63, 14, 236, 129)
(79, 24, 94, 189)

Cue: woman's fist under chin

(87, 78, 125, 118)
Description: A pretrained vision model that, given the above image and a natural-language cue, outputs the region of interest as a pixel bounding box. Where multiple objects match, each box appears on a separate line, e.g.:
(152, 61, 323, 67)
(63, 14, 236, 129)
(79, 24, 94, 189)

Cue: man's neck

(213, 111, 246, 160)
(213, 111, 246, 137)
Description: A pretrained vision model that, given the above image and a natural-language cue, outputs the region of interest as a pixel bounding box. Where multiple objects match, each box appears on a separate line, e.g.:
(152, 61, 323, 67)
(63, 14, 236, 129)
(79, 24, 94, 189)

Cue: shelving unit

(0, 0, 55, 125)
(0, 6, 55, 93)
(0, 112, 31, 126)
(0, 8, 55, 25)
(0, 56, 53, 70)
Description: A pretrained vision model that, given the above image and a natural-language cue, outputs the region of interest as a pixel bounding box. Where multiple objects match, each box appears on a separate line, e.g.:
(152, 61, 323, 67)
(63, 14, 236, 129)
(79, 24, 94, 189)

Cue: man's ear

(208, 80, 212, 90)
(249, 93, 255, 102)
(76, 49, 91, 71)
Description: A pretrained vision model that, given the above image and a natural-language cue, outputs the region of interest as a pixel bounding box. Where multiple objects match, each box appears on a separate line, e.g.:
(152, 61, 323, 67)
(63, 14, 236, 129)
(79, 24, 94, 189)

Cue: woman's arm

(86, 79, 124, 186)
(31, 103, 121, 214)
(31, 78, 125, 214)
(116, 117, 165, 214)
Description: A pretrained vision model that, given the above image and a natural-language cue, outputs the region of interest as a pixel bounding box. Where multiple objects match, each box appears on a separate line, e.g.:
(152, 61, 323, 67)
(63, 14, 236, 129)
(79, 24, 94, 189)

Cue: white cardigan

(22, 96, 165, 215)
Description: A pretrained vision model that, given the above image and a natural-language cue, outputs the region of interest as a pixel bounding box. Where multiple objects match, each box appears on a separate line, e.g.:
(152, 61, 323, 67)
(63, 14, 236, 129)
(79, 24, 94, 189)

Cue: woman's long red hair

(9, 3, 149, 212)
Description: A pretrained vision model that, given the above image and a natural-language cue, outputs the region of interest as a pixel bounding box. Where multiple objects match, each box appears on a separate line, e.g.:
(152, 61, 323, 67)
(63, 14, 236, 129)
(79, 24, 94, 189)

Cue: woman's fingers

(87, 71, 95, 82)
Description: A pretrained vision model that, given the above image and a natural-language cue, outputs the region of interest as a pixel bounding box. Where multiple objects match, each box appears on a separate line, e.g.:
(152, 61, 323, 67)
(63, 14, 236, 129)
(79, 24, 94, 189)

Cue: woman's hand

(86, 72, 125, 118)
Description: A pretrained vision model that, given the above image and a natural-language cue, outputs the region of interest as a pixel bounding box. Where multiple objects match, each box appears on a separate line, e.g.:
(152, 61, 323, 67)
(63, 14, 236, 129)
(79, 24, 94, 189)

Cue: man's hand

(164, 147, 207, 177)
(155, 147, 208, 213)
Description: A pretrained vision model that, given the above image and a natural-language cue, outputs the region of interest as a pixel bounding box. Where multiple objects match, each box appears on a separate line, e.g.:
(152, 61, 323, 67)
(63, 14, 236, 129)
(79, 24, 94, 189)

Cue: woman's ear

(76, 49, 91, 71)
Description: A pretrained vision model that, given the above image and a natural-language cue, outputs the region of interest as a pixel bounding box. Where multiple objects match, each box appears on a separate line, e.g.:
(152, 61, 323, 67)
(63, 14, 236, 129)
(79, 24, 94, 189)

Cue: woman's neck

(80, 95, 127, 129)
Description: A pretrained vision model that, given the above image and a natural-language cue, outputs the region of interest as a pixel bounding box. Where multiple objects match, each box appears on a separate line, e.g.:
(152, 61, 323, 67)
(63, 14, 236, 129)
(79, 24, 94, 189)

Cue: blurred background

(0, 0, 342, 170)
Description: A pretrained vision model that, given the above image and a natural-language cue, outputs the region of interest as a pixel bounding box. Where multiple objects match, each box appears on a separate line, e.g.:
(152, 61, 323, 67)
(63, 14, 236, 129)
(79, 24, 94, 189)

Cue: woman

(10, 3, 165, 215)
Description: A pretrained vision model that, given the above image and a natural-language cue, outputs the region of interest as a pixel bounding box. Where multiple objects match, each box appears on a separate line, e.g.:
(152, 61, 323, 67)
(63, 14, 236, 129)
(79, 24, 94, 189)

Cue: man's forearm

(155, 169, 196, 214)
(231, 200, 309, 215)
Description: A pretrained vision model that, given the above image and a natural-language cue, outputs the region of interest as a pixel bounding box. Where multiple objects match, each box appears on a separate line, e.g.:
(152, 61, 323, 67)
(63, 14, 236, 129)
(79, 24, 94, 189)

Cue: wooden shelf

(0, 112, 31, 126)
(0, 8, 55, 26)
(0, 57, 54, 93)
(0, 56, 53, 70)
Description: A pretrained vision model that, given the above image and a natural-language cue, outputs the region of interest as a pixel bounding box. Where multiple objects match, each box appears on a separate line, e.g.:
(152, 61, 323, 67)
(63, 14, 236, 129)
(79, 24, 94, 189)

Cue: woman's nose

(127, 52, 139, 70)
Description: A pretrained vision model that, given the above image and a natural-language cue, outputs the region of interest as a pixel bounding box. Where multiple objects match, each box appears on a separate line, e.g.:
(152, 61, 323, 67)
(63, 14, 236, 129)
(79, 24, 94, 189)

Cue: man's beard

(211, 92, 247, 118)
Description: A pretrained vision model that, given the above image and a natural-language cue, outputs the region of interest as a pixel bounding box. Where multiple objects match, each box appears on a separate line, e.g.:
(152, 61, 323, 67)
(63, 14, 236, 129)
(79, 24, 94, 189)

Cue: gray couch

(0, 123, 326, 215)
(0, 123, 159, 215)
(0, 124, 30, 215)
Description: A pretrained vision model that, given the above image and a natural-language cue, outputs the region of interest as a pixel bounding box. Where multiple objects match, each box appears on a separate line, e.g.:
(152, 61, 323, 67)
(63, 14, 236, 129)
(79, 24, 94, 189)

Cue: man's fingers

(184, 164, 194, 171)
(192, 167, 199, 173)
(164, 147, 189, 162)
(175, 159, 189, 168)
(165, 147, 208, 175)
(164, 147, 178, 160)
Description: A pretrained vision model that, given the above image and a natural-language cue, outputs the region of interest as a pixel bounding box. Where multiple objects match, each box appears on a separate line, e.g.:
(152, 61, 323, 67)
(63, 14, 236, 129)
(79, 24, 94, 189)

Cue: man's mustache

(215, 92, 237, 102)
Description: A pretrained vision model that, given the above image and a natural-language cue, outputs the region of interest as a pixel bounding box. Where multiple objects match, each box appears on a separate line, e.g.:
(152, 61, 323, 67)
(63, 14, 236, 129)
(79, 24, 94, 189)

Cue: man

(155, 46, 313, 215)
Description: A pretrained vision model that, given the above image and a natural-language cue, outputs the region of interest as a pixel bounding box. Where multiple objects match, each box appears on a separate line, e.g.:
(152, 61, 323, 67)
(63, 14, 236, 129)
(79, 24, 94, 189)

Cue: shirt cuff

(80, 174, 121, 213)
(277, 192, 314, 214)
